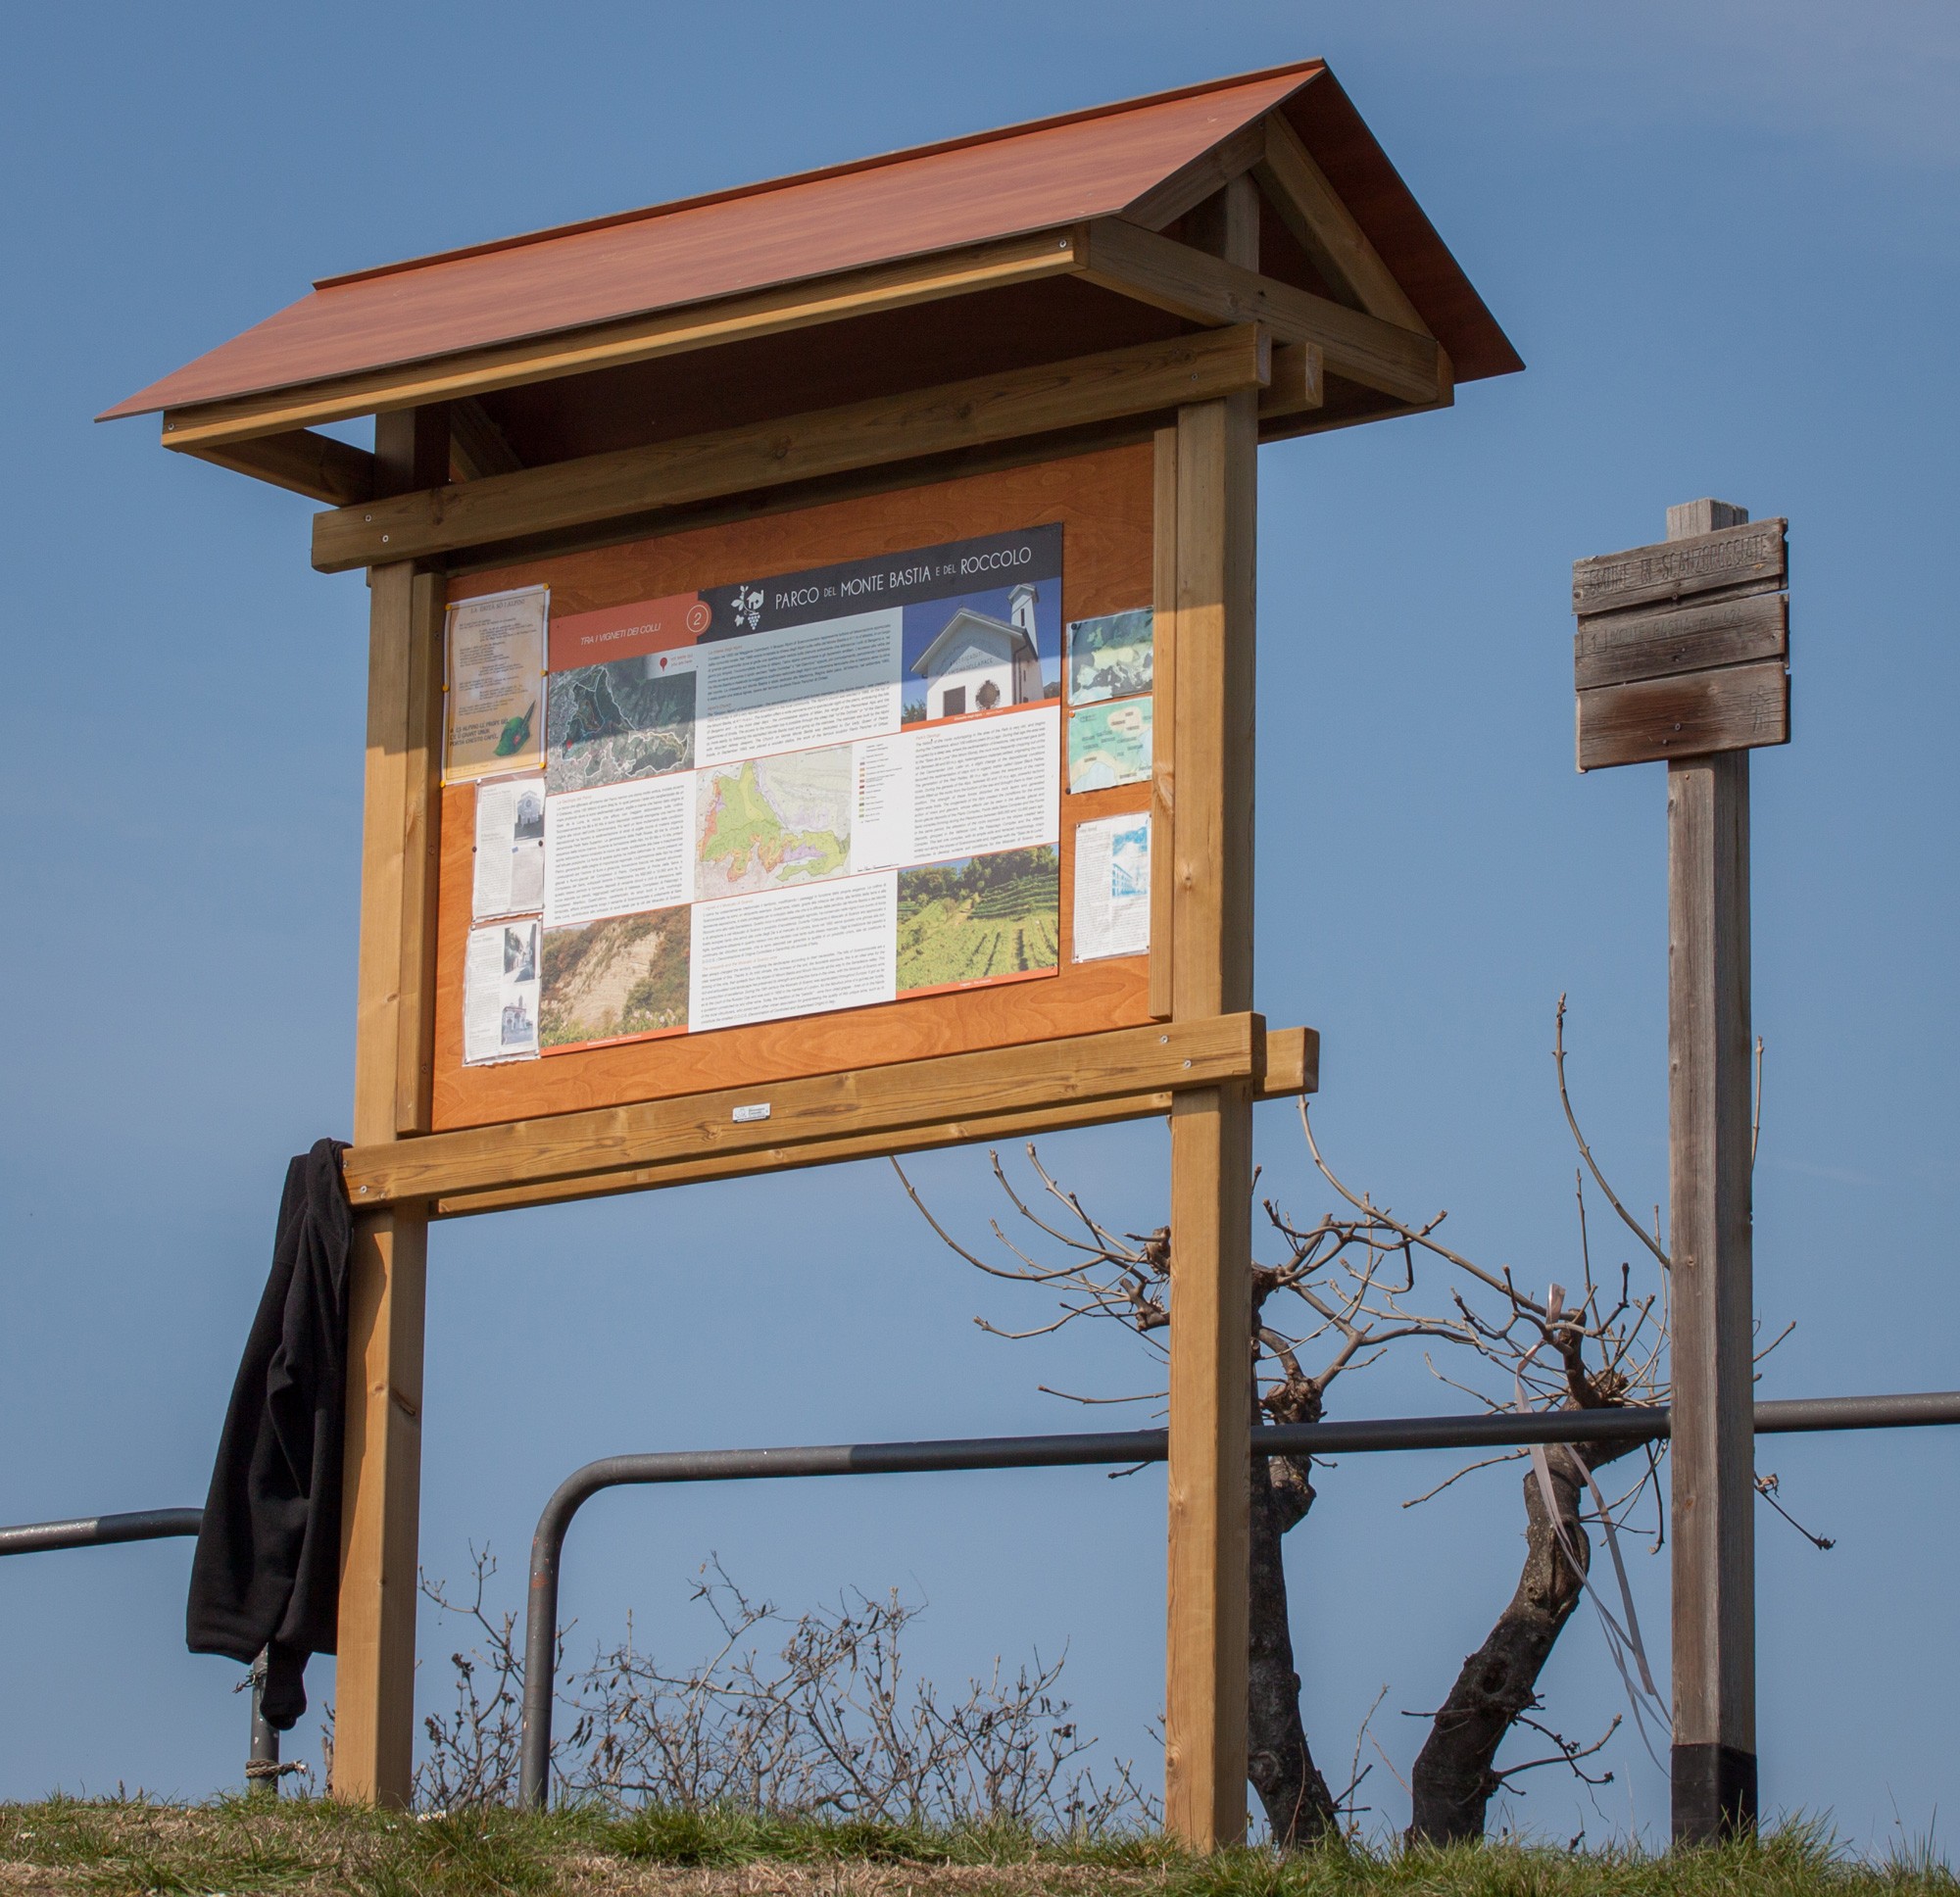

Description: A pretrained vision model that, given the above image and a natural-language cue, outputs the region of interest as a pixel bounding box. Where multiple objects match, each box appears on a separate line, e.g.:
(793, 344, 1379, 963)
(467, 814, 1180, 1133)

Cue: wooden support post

(1666, 497, 1758, 1842)
(332, 406, 447, 1806)
(1163, 174, 1259, 1852)
(1149, 423, 1178, 1022)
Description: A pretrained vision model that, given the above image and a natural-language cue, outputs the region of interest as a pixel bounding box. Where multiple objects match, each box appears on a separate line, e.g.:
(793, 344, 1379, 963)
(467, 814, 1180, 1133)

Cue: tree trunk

(1248, 1450, 1338, 1846)
(1407, 1436, 1638, 1844)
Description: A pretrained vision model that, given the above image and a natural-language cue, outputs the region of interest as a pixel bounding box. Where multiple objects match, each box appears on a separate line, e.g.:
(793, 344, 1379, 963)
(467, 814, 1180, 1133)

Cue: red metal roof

(102, 61, 1518, 422)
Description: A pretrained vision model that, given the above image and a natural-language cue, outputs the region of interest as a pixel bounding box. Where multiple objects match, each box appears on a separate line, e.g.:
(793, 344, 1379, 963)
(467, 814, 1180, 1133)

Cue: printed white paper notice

(472, 774, 546, 920)
(1072, 813, 1150, 961)
(464, 919, 542, 1062)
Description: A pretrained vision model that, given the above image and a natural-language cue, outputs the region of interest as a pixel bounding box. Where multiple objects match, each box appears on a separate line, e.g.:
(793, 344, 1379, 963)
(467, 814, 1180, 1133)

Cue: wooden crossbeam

(310, 324, 1270, 572)
(342, 1013, 1280, 1208)
(1080, 218, 1441, 406)
(170, 427, 375, 505)
(434, 1028, 1317, 1219)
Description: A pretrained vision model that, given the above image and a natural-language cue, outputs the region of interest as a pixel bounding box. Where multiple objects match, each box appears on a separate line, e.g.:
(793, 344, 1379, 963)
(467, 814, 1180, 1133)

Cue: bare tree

(893, 1147, 1470, 1845)
(1298, 1001, 1673, 1843)
(895, 998, 1786, 1847)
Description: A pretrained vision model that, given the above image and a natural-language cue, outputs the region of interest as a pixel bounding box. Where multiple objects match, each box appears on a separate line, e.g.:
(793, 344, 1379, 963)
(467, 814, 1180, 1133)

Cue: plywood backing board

(431, 442, 1156, 1133)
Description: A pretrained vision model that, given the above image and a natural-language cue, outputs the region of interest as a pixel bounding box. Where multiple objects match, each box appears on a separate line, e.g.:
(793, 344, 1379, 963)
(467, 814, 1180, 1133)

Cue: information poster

(1072, 812, 1151, 961)
(462, 526, 1076, 1058)
(463, 919, 541, 1063)
(470, 774, 546, 920)
(445, 586, 548, 782)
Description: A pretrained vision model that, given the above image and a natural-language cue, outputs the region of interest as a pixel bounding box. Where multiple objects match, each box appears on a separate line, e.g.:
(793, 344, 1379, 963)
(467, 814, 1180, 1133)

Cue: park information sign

(101, 53, 1519, 1838)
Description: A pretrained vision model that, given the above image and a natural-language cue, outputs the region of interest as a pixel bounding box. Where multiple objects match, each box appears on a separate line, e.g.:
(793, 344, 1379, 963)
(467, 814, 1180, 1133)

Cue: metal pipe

(516, 1388, 1960, 1808)
(0, 1507, 202, 1558)
(246, 1648, 282, 1796)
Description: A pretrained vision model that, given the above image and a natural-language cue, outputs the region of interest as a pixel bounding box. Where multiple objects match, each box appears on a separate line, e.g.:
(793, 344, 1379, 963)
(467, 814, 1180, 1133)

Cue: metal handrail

(0, 1504, 289, 1791)
(0, 1507, 202, 1557)
(8, 1388, 1956, 1810)
(517, 1388, 1960, 1807)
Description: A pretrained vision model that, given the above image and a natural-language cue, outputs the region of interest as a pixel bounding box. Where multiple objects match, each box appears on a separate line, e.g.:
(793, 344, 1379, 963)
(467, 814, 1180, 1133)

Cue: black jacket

(186, 1139, 351, 1728)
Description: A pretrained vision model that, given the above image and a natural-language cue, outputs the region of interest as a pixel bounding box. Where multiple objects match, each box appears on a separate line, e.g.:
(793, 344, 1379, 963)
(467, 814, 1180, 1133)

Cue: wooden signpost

(1573, 500, 1791, 1842)
(103, 60, 1521, 1844)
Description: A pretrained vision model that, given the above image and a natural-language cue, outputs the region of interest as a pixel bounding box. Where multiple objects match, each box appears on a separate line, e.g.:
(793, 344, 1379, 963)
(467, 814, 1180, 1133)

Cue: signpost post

(1573, 500, 1791, 1842)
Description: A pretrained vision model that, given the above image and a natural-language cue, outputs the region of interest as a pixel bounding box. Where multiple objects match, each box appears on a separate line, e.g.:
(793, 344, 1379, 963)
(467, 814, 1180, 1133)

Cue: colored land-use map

(695, 748, 853, 900)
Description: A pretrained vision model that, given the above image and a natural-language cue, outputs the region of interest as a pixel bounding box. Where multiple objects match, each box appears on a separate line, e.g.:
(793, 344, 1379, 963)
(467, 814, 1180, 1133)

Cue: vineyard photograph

(897, 848, 1060, 993)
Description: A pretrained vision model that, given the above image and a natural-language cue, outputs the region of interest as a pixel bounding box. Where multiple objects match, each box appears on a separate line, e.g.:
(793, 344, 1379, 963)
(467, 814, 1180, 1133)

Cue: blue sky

(2, 0, 1956, 1851)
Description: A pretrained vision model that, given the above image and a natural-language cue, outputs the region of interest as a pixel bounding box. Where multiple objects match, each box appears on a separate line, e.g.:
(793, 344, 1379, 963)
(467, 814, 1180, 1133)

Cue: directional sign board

(1572, 516, 1789, 769)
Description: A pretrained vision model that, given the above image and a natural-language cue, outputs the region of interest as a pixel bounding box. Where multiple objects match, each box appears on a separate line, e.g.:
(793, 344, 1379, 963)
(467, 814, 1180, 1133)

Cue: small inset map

(695, 747, 853, 900)
(1065, 608, 1152, 705)
(1067, 698, 1152, 793)
(547, 658, 696, 794)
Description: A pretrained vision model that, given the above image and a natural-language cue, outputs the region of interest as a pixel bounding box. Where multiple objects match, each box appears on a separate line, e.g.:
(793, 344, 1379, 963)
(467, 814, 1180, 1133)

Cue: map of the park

(695, 751, 853, 900)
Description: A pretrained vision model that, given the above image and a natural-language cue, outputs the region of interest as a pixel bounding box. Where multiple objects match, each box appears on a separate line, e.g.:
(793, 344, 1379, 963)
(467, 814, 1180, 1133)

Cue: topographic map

(695, 747, 853, 900)
(546, 659, 696, 794)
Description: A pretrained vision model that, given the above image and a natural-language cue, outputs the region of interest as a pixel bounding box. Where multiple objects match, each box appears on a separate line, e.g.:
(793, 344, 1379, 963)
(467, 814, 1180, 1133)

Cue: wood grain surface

(1576, 657, 1788, 769)
(1574, 591, 1787, 691)
(313, 326, 1265, 572)
(431, 1025, 1317, 1218)
(1080, 217, 1439, 404)
(352, 1012, 1265, 1205)
(1572, 517, 1787, 615)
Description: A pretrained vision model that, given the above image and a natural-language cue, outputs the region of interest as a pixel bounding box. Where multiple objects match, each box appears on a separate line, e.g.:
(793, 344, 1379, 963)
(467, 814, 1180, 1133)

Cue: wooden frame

(433, 1026, 1315, 1218)
(322, 364, 1280, 1836)
(427, 443, 1158, 1132)
(1158, 173, 1260, 1849)
(311, 325, 1274, 574)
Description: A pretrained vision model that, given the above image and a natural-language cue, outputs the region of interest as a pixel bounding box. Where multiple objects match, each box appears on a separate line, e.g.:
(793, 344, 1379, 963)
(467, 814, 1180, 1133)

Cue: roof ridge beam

(1079, 217, 1443, 407)
(311, 323, 1273, 573)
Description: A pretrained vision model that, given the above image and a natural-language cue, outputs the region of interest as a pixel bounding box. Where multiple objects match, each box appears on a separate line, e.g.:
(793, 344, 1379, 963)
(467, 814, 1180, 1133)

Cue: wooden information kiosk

(102, 60, 1519, 1846)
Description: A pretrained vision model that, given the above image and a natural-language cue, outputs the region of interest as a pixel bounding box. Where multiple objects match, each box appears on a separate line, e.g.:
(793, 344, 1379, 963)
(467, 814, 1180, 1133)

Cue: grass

(0, 1800, 1953, 1897)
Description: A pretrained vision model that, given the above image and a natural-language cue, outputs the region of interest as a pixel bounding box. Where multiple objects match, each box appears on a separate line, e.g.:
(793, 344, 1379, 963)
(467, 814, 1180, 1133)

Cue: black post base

(1672, 1743, 1758, 1844)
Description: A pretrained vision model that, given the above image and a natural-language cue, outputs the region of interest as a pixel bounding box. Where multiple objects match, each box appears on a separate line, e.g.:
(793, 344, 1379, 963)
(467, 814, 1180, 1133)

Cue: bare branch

(1554, 996, 1670, 1271)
